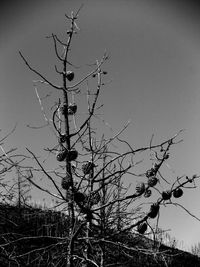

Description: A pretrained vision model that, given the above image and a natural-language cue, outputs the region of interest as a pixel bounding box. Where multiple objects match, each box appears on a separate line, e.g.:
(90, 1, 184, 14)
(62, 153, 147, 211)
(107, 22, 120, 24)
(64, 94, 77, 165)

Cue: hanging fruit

(144, 189, 152, 198)
(68, 150, 78, 161)
(82, 162, 95, 175)
(135, 182, 145, 194)
(146, 168, 155, 178)
(81, 205, 93, 221)
(56, 150, 67, 162)
(74, 191, 86, 203)
(173, 188, 183, 198)
(68, 103, 77, 115)
(148, 176, 158, 187)
(61, 174, 72, 190)
(137, 222, 147, 234)
(162, 190, 172, 200)
(66, 71, 74, 81)
(148, 203, 160, 219)
(164, 153, 169, 160)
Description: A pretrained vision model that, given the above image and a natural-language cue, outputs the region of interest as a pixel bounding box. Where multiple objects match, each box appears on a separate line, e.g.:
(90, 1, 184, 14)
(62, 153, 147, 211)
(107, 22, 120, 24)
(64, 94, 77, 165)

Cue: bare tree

(17, 8, 200, 267)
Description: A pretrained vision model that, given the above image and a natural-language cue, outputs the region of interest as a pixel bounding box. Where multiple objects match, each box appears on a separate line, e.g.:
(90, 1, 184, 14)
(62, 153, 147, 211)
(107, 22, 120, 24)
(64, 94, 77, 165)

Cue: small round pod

(137, 222, 147, 234)
(68, 150, 78, 161)
(68, 103, 77, 115)
(164, 153, 169, 160)
(66, 71, 74, 81)
(148, 203, 160, 219)
(146, 168, 155, 178)
(173, 188, 183, 198)
(56, 150, 67, 162)
(162, 190, 172, 200)
(144, 189, 152, 198)
(61, 175, 72, 190)
(82, 162, 95, 175)
(148, 176, 158, 187)
(135, 182, 145, 195)
(81, 205, 93, 221)
(74, 191, 86, 203)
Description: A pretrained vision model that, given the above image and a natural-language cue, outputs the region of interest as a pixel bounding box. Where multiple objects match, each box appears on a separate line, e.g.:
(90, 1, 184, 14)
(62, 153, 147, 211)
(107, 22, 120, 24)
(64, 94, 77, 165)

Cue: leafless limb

(19, 51, 62, 90)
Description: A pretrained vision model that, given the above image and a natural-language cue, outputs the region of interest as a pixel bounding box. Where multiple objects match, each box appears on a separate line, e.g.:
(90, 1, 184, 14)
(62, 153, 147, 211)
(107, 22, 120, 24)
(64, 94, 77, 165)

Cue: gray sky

(1, 0, 200, 250)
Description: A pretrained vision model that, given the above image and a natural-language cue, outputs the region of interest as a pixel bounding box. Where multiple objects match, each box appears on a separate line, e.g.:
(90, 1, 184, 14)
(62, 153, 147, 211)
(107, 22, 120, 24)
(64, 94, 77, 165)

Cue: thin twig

(19, 51, 61, 90)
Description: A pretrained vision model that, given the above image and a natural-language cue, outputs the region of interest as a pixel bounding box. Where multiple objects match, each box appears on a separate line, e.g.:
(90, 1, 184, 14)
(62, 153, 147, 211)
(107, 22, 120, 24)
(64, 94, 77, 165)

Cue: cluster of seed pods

(136, 161, 184, 234)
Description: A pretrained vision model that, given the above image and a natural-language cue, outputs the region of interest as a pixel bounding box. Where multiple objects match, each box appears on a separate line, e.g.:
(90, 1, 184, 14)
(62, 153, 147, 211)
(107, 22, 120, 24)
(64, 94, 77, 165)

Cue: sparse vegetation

(0, 7, 199, 266)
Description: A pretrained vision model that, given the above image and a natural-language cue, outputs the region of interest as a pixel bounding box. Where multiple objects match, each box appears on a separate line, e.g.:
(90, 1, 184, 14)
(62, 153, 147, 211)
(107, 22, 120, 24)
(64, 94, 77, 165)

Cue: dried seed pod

(74, 191, 86, 203)
(68, 150, 78, 161)
(82, 162, 95, 175)
(81, 205, 93, 221)
(56, 150, 67, 162)
(137, 222, 147, 234)
(144, 189, 152, 198)
(148, 176, 158, 187)
(68, 103, 77, 115)
(173, 188, 183, 198)
(135, 182, 145, 194)
(164, 153, 169, 160)
(66, 71, 74, 81)
(61, 175, 72, 190)
(162, 190, 172, 200)
(148, 203, 160, 219)
(89, 191, 101, 205)
(146, 168, 155, 178)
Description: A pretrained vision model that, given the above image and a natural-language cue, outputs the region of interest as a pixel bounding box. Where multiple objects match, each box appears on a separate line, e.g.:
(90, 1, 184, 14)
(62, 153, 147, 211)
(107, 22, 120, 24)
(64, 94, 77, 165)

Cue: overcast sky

(1, 0, 200, 250)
